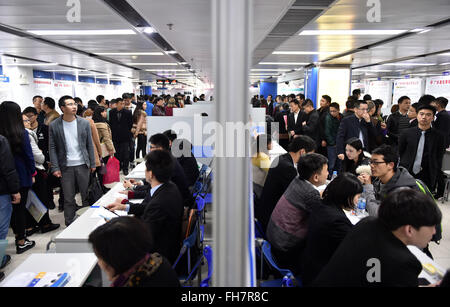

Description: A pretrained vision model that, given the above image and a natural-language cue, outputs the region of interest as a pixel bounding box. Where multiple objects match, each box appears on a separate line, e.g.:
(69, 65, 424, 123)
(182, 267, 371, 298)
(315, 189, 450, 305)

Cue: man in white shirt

(49, 96, 96, 226)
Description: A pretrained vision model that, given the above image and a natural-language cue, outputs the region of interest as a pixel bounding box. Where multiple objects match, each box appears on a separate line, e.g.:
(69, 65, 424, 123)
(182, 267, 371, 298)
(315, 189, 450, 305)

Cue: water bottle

(331, 171, 338, 181)
(357, 197, 366, 216)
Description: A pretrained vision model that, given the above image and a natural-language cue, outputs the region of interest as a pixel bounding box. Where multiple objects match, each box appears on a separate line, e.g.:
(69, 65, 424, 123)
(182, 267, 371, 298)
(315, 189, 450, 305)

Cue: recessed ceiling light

(299, 30, 406, 36)
(96, 52, 164, 56)
(272, 51, 336, 55)
(259, 62, 308, 65)
(28, 30, 136, 35)
(127, 63, 179, 66)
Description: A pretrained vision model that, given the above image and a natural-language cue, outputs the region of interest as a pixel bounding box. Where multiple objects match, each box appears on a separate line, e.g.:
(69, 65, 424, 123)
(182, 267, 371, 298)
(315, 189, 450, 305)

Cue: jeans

(327, 145, 338, 177)
(61, 165, 90, 226)
(0, 195, 12, 240)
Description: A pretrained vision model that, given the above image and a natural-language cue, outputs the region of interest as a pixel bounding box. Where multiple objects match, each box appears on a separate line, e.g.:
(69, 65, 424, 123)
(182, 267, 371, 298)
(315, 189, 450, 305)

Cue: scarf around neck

(111, 253, 163, 287)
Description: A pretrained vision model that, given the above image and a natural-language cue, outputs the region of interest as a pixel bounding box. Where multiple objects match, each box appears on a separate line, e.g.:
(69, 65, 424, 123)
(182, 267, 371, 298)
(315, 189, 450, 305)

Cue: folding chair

(182, 245, 213, 287)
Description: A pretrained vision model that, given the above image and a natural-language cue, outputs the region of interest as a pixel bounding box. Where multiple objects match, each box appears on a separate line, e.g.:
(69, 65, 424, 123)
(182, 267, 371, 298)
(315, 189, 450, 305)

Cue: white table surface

(0, 253, 97, 287)
(125, 161, 146, 180)
(54, 183, 134, 253)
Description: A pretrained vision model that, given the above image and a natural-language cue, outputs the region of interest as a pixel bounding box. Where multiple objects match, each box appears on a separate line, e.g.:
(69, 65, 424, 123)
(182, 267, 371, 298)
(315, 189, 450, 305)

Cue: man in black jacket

(313, 189, 441, 287)
(431, 97, 450, 199)
(336, 100, 376, 161)
(398, 104, 446, 192)
(301, 99, 320, 145)
(274, 103, 290, 150)
(109, 98, 133, 175)
(317, 95, 331, 157)
(287, 99, 303, 138)
(386, 96, 411, 150)
(257, 135, 316, 231)
(107, 150, 184, 264)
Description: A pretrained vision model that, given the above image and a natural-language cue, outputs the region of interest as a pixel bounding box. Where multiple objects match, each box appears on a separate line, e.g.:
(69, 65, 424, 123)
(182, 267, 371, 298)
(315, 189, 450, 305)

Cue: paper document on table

(3, 272, 71, 287)
(90, 207, 127, 219)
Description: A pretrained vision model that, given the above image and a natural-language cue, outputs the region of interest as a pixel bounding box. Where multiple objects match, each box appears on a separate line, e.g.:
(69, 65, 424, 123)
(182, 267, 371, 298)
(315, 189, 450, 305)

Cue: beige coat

(85, 118, 102, 167)
(95, 122, 115, 154)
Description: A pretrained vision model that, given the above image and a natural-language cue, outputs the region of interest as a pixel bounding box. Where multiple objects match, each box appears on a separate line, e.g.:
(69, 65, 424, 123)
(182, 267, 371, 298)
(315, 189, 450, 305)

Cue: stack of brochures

(3, 272, 71, 287)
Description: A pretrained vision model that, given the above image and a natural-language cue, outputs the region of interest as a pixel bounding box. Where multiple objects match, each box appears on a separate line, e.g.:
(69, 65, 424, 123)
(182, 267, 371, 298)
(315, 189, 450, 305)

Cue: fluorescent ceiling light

(28, 30, 136, 35)
(251, 69, 290, 71)
(2, 63, 58, 67)
(165, 51, 177, 55)
(259, 62, 308, 65)
(353, 69, 392, 72)
(127, 63, 178, 66)
(440, 62, 450, 65)
(272, 51, 336, 55)
(178, 62, 188, 65)
(382, 63, 435, 66)
(96, 52, 164, 56)
(299, 30, 406, 36)
(438, 53, 450, 56)
(143, 27, 155, 34)
(146, 69, 186, 72)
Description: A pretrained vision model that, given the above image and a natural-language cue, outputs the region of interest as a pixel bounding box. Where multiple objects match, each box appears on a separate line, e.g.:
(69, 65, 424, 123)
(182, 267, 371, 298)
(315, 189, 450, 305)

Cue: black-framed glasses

(368, 160, 386, 165)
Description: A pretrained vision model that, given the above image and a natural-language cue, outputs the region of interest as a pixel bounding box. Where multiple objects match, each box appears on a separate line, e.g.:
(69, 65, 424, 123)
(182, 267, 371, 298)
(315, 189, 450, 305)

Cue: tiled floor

(2, 189, 450, 284)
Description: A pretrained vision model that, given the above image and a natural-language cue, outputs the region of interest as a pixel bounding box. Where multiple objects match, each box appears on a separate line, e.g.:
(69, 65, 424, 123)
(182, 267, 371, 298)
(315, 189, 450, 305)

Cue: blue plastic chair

(254, 218, 266, 240)
(259, 241, 302, 287)
(172, 222, 199, 274)
(182, 245, 213, 287)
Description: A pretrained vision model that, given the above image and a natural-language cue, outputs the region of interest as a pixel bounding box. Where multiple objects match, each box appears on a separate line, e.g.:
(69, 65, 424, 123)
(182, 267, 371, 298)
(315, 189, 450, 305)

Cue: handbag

(87, 173, 104, 206)
(103, 156, 120, 185)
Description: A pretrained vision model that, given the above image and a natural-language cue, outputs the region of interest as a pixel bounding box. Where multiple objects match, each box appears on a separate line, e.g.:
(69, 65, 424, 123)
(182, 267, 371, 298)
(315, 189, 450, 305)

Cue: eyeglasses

(368, 160, 386, 165)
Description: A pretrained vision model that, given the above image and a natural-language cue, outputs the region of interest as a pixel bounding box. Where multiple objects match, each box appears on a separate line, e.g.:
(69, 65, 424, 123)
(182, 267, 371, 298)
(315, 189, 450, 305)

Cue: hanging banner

(392, 78, 423, 105)
(426, 76, 450, 109)
(75, 82, 97, 104)
(53, 80, 75, 99)
(367, 80, 392, 113)
(0, 75, 11, 101)
(33, 78, 53, 96)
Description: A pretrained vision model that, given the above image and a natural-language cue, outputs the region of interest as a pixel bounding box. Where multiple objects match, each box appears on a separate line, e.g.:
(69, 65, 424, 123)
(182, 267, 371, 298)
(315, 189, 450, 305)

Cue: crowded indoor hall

(0, 0, 449, 292)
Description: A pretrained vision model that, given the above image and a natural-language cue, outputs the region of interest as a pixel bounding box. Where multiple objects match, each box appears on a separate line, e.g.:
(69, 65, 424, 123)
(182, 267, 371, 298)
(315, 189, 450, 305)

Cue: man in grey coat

(49, 95, 96, 226)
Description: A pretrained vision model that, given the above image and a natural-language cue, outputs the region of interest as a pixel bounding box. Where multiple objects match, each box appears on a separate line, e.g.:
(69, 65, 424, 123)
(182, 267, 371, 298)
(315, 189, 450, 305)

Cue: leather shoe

(40, 223, 60, 234)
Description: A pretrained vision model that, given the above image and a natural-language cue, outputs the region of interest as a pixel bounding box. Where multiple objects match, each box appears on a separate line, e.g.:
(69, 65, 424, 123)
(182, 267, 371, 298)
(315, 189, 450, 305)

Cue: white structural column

(212, 0, 254, 286)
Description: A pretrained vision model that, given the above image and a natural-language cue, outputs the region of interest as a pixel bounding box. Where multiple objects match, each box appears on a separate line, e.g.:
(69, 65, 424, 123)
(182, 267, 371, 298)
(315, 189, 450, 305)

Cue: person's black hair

(329, 102, 340, 110)
(296, 93, 305, 101)
(434, 97, 448, 109)
(398, 95, 410, 104)
(363, 94, 372, 101)
(373, 99, 384, 107)
(145, 146, 174, 183)
(322, 173, 363, 210)
(58, 95, 73, 109)
(352, 89, 361, 97)
(88, 216, 154, 275)
(32, 95, 43, 102)
(297, 153, 328, 181)
(96, 95, 105, 104)
(289, 94, 296, 100)
(302, 99, 314, 108)
(288, 135, 316, 154)
(0, 101, 25, 155)
(149, 133, 170, 151)
(417, 103, 437, 115)
(74, 97, 82, 105)
(87, 99, 98, 110)
(110, 99, 117, 105)
(163, 130, 177, 143)
(342, 137, 365, 173)
(256, 134, 272, 155)
(378, 188, 442, 231)
(322, 95, 332, 104)
(346, 99, 356, 110)
(122, 93, 129, 99)
(93, 106, 107, 123)
(354, 100, 367, 109)
(44, 97, 56, 109)
(371, 144, 399, 172)
(23, 106, 38, 115)
(410, 102, 420, 112)
(282, 103, 290, 111)
(418, 94, 436, 105)
(290, 99, 301, 106)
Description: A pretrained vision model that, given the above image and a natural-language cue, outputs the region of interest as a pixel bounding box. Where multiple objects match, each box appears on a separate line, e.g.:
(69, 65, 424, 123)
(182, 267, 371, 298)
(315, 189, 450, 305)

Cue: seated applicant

(107, 150, 184, 264)
(89, 216, 180, 287)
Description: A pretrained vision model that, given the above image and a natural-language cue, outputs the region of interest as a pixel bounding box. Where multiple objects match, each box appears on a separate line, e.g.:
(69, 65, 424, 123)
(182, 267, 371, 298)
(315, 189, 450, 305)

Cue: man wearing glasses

(49, 96, 96, 226)
(336, 100, 376, 161)
(358, 144, 420, 217)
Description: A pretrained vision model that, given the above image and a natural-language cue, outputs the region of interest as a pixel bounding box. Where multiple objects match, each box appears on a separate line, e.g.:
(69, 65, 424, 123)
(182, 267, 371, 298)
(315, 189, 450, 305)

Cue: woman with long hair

(301, 173, 363, 285)
(132, 102, 148, 159)
(340, 137, 370, 176)
(0, 101, 36, 254)
(165, 97, 177, 116)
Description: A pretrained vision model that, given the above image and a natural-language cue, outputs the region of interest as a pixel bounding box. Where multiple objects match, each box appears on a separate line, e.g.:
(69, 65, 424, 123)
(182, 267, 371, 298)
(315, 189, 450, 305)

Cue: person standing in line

(152, 97, 166, 116)
(0, 135, 21, 280)
(32, 95, 45, 126)
(398, 104, 446, 193)
(324, 102, 341, 178)
(317, 95, 332, 157)
(109, 98, 133, 176)
(22, 114, 60, 236)
(133, 102, 148, 160)
(301, 99, 320, 145)
(0, 101, 36, 254)
(287, 99, 304, 139)
(49, 96, 96, 226)
(386, 96, 411, 150)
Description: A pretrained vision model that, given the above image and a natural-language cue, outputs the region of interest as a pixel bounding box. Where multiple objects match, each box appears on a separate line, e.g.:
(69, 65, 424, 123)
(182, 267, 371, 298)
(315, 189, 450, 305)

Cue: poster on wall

(33, 78, 53, 97)
(392, 78, 423, 105)
(425, 76, 450, 110)
(278, 79, 304, 96)
(75, 83, 97, 104)
(351, 80, 366, 95)
(367, 80, 392, 114)
(53, 80, 75, 99)
(0, 75, 12, 101)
